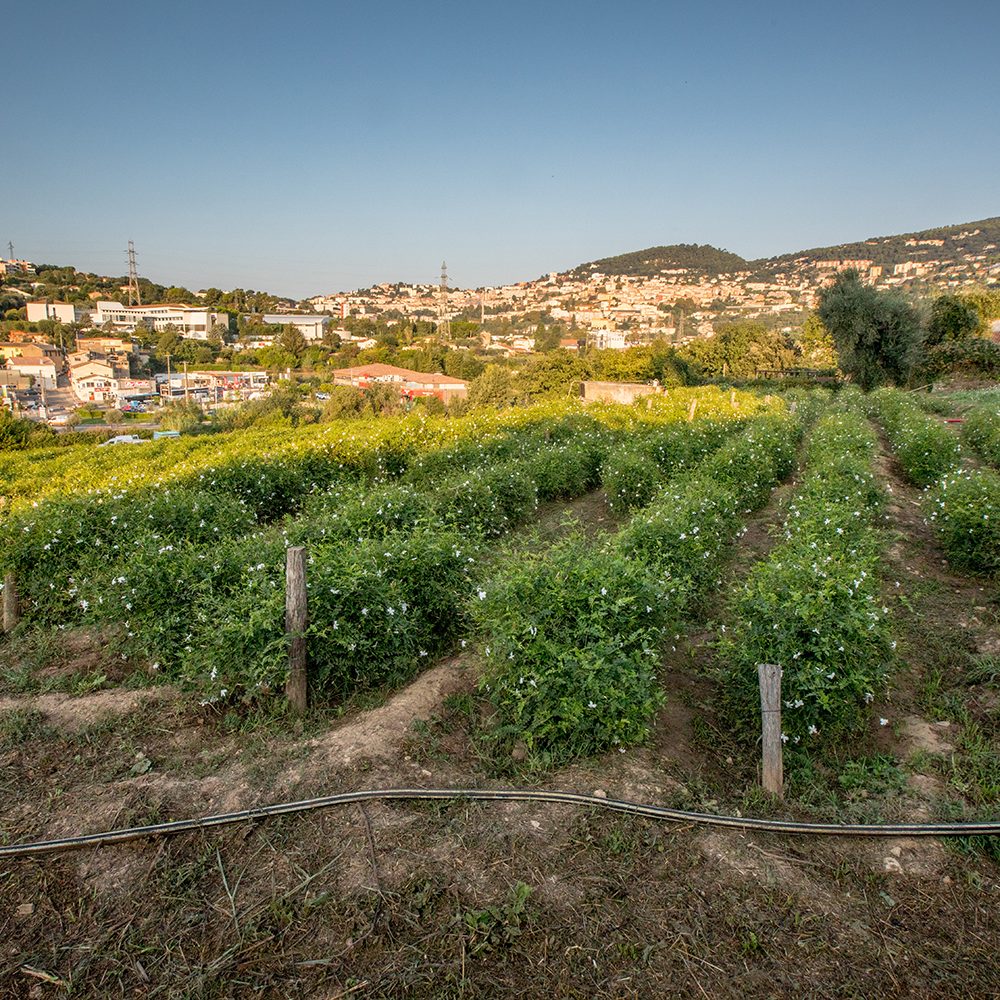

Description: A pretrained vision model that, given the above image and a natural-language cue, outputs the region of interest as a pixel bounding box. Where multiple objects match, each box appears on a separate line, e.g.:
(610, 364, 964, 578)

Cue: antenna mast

(6, 241, 13, 260)
(438, 260, 451, 340)
(126, 240, 142, 306)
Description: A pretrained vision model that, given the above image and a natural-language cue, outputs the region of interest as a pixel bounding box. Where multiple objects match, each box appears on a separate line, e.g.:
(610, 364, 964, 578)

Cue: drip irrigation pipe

(1, 787, 997, 859)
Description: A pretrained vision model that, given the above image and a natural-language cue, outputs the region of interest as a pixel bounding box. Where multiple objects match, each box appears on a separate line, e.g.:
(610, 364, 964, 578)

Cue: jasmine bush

(925, 469, 1000, 575)
(962, 404, 1000, 469)
(434, 464, 539, 538)
(0, 487, 256, 623)
(185, 530, 474, 700)
(724, 408, 891, 745)
(870, 387, 961, 488)
(601, 448, 662, 513)
(473, 534, 669, 763)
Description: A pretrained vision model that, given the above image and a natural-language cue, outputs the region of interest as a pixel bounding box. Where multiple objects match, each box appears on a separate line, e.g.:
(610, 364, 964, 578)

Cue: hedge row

(925, 469, 1000, 576)
(961, 403, 1000, 470)
(473, 411, 803, 766)
(724, 405, 891, 745)
(870, 387, 961, 488)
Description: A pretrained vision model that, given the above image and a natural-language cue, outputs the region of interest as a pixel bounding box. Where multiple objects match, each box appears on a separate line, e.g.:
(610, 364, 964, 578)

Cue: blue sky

(5, 0, 998, 298)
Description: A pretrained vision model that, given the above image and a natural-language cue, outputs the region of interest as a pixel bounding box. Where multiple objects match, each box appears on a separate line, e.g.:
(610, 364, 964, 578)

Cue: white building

(26, 301, 92, 324)
(588, 329, 628, 350)
(4, 356, 59, 390)
(91, 302, 229, 339)
(70, 359, 117, 402)
(254, 314, 331, 342)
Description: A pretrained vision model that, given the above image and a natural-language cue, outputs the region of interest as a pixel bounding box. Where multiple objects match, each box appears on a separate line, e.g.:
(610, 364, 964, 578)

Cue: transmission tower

(438, 260, 451, 340)
(126, 240, 142, 306)
(6, 241, 13, 260)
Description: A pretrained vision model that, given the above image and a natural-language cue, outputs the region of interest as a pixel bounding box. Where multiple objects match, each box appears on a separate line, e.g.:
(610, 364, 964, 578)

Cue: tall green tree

(467, 365, 514, 409)
(926, 294, 982, 345)
(680, 322, 794, 379)
(817, 270, 922, 390)
(797, 313, 838, 368)
(533, 322, 562, 353)
(277, 325, 307, 360)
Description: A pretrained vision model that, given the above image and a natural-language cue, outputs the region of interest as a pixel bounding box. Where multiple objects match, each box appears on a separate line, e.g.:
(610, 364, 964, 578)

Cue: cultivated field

(1, 386, 999, 998)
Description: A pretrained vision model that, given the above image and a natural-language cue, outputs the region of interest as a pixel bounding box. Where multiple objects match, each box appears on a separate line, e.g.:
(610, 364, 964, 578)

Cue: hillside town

(1, 218, 998, 425)
(307, 224, 999, 345)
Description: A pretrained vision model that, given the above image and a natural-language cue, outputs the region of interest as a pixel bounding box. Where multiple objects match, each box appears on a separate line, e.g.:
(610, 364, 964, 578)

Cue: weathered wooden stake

(730, 390, 737, 408)
(3, 572, 19, 633)
(758, 663, 783, 799)
(687, 398, 698, 422)
(285, 547, 308, 714)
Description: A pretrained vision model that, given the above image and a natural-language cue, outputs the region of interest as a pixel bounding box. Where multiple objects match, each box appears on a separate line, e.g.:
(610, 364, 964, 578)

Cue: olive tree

(817, 270, 922, 389)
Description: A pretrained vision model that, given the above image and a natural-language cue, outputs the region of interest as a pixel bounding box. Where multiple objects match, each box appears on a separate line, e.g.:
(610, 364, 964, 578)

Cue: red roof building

(332, 363, 468, 401)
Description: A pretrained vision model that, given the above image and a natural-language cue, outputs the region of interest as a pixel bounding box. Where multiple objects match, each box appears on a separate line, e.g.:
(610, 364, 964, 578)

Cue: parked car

(98, 434, 149, 447)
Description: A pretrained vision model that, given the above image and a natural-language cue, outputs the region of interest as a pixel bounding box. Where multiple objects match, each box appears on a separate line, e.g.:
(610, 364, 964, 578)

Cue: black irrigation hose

(2, 787, 998, 859)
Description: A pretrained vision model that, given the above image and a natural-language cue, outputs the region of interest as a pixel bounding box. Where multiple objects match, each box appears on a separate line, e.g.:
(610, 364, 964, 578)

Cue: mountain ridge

(563, 216, 1000, 283)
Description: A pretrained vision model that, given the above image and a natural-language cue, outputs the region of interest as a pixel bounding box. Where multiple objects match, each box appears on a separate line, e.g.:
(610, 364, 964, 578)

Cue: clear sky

(4, 0, 998, 299)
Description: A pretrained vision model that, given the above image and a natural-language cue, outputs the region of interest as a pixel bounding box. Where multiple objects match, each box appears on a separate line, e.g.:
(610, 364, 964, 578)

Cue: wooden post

(730, 390, 737, 408)
(687, 398, 698, 422)
(757, 663, 783, 799)
(285, 547, 308, 714)
(3, 572, 19, 633)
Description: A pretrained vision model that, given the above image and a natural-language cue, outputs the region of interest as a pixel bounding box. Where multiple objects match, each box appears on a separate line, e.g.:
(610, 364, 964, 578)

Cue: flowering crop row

(871, 391, 999, 576)
(473, 410, 803, 766)
(924, 469, 1000, 576)
(1, 393, 757, 629)
(9, 398, 772, 710)
(870, 387, 961, 488)
(0, 388, 769, 514)
(723, 401, 892, 745)
(961, 403, 1000, 470)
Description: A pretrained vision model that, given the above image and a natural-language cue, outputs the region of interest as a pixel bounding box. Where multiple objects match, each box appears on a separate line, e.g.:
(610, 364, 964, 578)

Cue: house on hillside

(26, 301, 92, 324)
(70, 358, 117, 402)
(332, 363, 468, 401)
(4, 355, 59, 389)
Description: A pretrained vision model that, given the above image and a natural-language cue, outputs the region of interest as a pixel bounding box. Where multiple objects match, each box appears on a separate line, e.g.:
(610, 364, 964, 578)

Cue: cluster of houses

(332, 363, 468, 401)
(0, 337, 62, 390)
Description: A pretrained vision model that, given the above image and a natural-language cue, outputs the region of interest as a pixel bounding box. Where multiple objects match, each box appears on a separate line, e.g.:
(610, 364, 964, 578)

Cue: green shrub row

(870, 387, 961, 488)
(47, 412, 758, 709)
(924, 469, 1000, 576)
(183, 530, 475, 700)
(600, 420, 734, 513)
(474, 412, 802, 766)
(961, 403, 1000, 470)
(723, 408, 891, 745)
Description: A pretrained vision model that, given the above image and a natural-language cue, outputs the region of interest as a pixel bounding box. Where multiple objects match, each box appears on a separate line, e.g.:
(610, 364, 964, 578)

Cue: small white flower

(587, 701, 597, 709)
(880, 718, 889, 726)
(477, 590, 487, 600)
